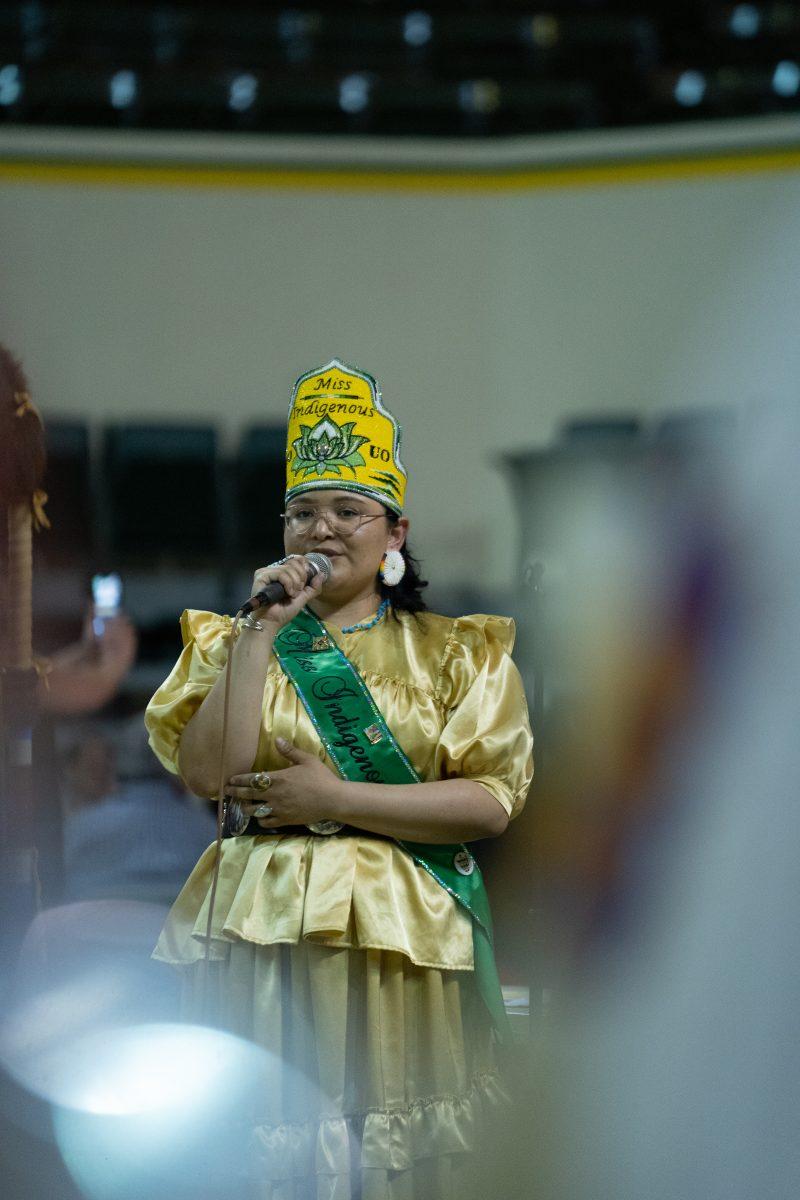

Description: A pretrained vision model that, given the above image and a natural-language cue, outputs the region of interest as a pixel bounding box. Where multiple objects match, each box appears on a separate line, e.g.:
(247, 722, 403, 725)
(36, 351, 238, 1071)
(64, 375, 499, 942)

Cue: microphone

(239, 552, 332, 615)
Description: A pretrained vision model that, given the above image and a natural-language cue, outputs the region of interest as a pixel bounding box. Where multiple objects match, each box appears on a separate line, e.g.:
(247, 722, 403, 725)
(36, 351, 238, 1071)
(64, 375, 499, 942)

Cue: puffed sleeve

(144, 609, 233, 775)
(433, 614, 533, 819)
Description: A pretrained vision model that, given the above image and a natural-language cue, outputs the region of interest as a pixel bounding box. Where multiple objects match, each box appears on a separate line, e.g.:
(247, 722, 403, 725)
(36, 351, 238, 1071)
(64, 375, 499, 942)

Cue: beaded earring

(379, 548, 406, 587)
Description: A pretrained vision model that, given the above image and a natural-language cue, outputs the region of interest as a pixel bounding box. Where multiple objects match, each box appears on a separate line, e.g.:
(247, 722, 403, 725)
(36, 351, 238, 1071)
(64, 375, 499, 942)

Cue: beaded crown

(285, 359, 407, 515)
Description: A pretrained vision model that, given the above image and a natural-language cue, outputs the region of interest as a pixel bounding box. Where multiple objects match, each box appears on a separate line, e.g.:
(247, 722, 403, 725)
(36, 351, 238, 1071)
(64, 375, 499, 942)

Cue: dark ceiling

(0, 1, 799, 137)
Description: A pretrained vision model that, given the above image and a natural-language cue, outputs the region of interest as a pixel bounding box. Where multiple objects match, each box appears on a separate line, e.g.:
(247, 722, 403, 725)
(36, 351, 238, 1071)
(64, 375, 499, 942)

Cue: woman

(146, 359, 533, 1199)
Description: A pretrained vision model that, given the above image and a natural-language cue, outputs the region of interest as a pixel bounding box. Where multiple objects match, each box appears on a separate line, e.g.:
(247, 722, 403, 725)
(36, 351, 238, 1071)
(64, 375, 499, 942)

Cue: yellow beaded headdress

(285, 358, 407, 514)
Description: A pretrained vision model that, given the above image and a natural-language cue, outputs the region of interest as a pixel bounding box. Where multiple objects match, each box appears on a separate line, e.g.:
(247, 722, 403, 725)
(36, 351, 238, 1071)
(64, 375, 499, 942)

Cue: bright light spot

(0, 971, 162, 1105)
(674, 70, 706, 107)
(730, 4, 761, 38)
(773, 60, 800, 96)
(0, 64, 21, 106)
(41, 1023, 333, 1200)
(339, 73, 370, 114)
(403, 11, 432, 47)
(229, 72, 258, 112)
(458, 79, 501, 114)
(529, 14, 560, 48)
(109, 69, 137, 109)
(81, 1027, 215, 1115)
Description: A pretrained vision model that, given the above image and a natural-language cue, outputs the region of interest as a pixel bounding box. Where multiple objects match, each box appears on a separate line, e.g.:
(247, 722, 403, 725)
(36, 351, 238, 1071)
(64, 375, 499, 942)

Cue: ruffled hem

(152, 834, 474, 972)
(249, 1069, 509, 1183)
(176, 936, 506, 1200)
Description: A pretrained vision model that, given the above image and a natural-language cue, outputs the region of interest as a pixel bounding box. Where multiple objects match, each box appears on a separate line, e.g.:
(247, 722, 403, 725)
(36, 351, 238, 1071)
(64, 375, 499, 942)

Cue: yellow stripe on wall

(0, 146, 799, 191)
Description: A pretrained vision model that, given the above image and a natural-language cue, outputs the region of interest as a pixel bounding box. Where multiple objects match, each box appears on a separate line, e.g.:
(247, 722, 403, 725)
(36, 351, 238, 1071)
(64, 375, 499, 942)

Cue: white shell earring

(380, 548, 406, 586)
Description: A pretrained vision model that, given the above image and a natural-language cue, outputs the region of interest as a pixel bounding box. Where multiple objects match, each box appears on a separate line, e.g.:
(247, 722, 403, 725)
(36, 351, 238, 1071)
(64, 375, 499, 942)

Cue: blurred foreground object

(504, 403, 800, 1199)
(504, 413, 731, 962)
(1, 1011, 286, 1200)
(0, 343, 139, 937)
(0, 344, 48, 943)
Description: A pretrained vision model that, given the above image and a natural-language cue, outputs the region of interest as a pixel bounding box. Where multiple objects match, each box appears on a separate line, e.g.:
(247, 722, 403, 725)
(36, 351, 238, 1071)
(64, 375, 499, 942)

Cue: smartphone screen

(92, 573, 123, 635)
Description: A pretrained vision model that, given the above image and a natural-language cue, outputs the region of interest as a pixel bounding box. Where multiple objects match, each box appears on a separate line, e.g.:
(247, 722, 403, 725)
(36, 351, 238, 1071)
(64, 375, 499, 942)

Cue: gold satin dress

(145, 608, 533, 1200)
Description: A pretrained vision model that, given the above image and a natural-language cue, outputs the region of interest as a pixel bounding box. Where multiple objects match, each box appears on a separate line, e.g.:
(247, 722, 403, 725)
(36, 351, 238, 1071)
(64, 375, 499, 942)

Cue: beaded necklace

(341, 597, 390, 635)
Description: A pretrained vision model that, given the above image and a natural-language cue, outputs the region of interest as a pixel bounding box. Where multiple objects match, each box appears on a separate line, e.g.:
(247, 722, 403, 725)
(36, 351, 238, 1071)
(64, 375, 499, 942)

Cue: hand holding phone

(91, 573, 123, 637)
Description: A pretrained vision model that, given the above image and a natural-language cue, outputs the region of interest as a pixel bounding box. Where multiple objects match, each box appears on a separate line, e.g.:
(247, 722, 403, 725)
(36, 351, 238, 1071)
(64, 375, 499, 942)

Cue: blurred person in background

(39, 609, 137, 717)
(145, 359, 533, 1199)
(12, 717, 215, 1030)
(31, 599, 138, 908)
(61, 723, 217, 904)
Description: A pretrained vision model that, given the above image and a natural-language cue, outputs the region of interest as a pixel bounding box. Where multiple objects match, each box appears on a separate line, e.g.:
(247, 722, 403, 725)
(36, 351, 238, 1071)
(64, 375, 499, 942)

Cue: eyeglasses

(281, 505, 388, 537)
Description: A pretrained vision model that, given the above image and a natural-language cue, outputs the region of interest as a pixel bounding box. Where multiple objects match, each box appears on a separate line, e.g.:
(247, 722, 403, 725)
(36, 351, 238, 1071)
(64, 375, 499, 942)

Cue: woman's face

(283, 488, 407, 601)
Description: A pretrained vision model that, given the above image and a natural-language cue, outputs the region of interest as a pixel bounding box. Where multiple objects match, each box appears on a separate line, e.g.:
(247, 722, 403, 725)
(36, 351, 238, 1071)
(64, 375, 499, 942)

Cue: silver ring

(252, 771, 271, 792)
(252, 803, 273, 819)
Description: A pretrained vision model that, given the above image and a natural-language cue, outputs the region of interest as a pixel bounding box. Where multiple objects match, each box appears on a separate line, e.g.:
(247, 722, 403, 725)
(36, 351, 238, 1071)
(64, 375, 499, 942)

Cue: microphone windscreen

(305, 552, 332, 583)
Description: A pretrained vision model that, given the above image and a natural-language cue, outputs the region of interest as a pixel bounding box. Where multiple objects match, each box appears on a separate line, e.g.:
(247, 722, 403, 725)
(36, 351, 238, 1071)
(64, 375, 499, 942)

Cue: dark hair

(379, 509, 428, 617)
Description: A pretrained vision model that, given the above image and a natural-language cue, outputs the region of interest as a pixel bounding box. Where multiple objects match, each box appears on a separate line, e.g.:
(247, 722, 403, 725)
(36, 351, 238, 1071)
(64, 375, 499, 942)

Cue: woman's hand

(225, 739, 344, 828)
(41, 612, 138, 715)
(247, 556, 325, 630)
(226, 742, 509, 842)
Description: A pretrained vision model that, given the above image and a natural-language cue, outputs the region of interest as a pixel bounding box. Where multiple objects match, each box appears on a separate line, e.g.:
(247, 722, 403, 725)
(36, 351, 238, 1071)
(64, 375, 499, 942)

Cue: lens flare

(2, 1006, 332, 1200)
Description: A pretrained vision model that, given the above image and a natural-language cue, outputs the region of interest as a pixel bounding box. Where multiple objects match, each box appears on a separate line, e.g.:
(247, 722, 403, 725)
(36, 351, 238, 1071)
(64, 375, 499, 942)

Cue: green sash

(273, 607, 509, 1040)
